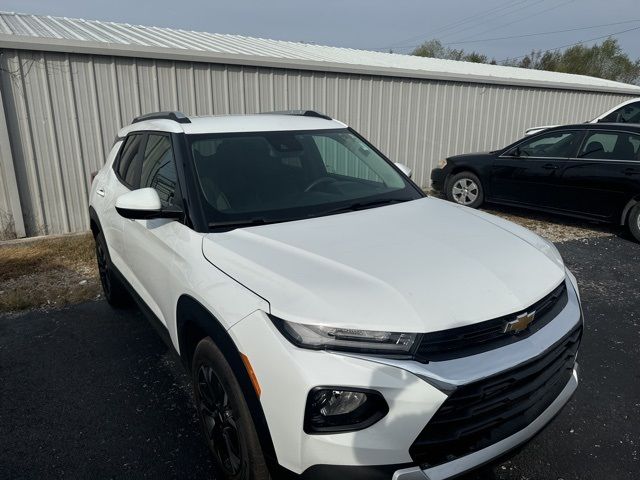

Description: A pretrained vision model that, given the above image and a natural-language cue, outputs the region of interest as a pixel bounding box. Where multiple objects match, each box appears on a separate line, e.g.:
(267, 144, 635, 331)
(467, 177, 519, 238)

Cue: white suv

(89, 110, 583, 480)
(525, 97, 640, 135)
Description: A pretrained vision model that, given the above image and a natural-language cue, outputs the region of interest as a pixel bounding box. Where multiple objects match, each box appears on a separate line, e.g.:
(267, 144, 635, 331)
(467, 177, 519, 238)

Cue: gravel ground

(482, 204, 617, 243)
(1, 234, 639, 479)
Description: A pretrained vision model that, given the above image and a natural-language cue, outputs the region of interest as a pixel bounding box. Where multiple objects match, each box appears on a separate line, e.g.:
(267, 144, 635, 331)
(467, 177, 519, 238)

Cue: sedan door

(490, 130, 583, 208)
(558, 130, 640, 220)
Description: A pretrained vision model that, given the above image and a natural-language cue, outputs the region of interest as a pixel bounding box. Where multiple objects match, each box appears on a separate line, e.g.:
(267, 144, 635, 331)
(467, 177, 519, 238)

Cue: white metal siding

(0, 48, 633, 236)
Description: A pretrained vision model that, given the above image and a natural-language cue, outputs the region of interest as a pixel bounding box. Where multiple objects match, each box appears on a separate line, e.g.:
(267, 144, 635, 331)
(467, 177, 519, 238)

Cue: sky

(1, 0, 640, 61)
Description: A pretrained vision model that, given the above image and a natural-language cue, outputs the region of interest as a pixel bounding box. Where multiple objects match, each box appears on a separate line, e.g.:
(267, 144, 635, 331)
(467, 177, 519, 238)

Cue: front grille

(409, 324, 581, 467)
(414, 282, 567, 362)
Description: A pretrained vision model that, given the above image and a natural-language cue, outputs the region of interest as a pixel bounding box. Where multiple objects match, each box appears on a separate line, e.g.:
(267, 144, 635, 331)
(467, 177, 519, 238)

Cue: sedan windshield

(188, 129, 422, 229)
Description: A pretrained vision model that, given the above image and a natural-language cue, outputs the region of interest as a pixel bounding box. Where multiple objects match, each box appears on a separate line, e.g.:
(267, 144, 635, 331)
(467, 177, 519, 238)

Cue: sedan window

(508, 131, 581, 158)
(579, 131, 640, 160)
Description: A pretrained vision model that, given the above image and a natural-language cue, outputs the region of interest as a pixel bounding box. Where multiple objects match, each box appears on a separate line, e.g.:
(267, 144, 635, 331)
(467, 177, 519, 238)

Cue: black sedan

(431, 123, 640, 241)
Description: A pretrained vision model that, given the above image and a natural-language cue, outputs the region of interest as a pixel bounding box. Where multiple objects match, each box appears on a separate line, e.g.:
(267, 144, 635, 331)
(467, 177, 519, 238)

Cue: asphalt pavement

(1, 235, 639, 479)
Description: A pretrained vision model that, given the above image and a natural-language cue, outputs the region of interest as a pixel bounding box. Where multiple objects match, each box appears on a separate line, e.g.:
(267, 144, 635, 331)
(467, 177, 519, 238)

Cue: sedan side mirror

(116, 188, 182, 220)
(394, 162, 412, 178)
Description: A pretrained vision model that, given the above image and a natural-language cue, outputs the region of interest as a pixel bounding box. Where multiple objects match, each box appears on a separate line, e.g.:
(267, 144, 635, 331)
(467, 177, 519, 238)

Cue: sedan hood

(202, 198, 565, 333)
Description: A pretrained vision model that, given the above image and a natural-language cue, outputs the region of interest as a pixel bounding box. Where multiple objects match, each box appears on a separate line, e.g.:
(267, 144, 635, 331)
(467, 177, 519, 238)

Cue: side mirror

(394, 162, 412, 178)
(512, 147, 521, 158)
(115, 188, 182, 220)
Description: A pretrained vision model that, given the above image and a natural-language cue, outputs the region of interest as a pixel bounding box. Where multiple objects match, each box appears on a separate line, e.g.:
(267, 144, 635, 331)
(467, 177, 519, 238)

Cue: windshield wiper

(316, 198, 410, 217)
(208, 218, 281, 231)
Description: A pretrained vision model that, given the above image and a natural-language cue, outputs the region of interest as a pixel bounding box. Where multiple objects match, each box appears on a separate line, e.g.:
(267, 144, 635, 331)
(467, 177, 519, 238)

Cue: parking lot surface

(1, 235, 639, 479)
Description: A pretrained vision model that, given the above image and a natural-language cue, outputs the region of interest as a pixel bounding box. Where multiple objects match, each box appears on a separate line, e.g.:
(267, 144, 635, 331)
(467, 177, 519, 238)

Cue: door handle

(542, 164, 559, 170)
(96, 188, 106, 197)
(623, 168, 639, 176)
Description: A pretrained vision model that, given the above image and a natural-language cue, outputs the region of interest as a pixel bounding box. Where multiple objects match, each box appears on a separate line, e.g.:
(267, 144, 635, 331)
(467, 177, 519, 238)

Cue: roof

(119, 113, 346, 137)
(1, 11, 640, 95)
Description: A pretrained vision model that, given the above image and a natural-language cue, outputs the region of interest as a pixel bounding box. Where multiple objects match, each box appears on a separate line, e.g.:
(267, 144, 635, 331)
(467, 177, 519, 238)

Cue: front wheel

(446, 171, 484, 208)
(192, 338, 270, 480)
(628, 203, 640, 242)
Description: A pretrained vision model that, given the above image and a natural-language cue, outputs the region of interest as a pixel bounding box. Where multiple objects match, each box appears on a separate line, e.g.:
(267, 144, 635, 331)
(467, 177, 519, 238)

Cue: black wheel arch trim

(175, 295, 280, 476)
(88, 206, 103, 237)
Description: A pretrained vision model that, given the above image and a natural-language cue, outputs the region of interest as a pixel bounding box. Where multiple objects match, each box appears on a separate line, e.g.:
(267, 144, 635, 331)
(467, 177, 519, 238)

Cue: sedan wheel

(446, 171, 484, 208)
(452, 178, 479, 206)
(629, 204, 640, 242)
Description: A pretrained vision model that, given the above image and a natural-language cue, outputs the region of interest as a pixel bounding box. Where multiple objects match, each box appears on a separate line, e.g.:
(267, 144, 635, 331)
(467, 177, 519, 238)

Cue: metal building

(1, 12, 639, 238)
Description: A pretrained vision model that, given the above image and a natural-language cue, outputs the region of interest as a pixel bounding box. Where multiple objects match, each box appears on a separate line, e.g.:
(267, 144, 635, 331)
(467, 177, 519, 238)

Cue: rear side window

(117, 134, 144, 188)
(579, 131, 640, 160)
(141, 134, 181, 206)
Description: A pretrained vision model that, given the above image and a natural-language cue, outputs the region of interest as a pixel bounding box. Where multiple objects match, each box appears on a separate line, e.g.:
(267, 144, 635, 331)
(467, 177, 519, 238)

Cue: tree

(412, 39, 489, 64)
(412, 37, 640, 85)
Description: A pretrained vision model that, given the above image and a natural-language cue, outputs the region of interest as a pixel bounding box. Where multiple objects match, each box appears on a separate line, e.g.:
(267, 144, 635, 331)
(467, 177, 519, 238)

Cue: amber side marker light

(241, 352, 261, 397)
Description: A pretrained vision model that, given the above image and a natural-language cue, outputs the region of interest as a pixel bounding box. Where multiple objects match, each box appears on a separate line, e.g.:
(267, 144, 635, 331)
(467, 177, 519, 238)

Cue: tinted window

(313, 136, 383, 183)
(141, 134, 181, 206)
(117, 134, 144, 187)
(188, 129, 419, 226)
(600, 101, 640, 123)
(511, 131, 581, 158)
(579, 131, 640, 160)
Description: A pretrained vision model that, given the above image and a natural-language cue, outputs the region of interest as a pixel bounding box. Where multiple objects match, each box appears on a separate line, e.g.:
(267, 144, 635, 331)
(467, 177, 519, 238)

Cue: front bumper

(228, 279, 582, 479)
(394, 366, 578, 480)
(430, 167, 447, 191)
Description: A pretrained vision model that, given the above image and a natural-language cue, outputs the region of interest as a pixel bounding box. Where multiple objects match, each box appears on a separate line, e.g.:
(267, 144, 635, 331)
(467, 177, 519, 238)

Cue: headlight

(438, 158, 448, 168)
(270, 315, 417, 355)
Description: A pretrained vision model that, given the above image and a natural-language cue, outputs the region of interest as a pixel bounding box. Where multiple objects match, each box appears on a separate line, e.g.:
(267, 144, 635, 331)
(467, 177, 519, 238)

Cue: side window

(509, 131, 581, 158)
(117, 134, 144, 188)
(141, 134, 181, 206)
(579, 131, 640, 161)
(601, 101, 640, 124)
(312, 135, 384, 183)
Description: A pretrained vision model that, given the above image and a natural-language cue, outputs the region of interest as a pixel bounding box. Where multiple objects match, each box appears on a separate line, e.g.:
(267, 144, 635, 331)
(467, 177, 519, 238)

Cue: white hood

(202, 197, 565, 333)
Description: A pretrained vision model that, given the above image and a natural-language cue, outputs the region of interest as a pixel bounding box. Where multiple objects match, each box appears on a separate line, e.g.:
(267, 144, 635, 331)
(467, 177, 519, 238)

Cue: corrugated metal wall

(0, 48, 633, 236)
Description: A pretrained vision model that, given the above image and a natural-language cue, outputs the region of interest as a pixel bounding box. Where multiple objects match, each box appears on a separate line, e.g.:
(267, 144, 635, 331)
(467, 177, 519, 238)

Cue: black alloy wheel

(196, 364, 243, 476)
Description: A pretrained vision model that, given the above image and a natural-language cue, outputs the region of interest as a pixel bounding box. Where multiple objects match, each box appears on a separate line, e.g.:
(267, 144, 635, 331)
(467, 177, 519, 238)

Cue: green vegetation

(412, 38, 640, 84)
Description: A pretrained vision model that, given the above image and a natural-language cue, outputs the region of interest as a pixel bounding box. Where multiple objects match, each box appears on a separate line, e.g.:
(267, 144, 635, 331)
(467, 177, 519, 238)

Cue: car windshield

(188, 128, 422, 229)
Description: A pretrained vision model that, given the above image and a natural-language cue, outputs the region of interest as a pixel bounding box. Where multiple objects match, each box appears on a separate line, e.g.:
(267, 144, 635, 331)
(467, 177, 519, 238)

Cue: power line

(383, 0, 531, 50)
(444, 20, 640, 46)
(378, 19, 640, 52)
(437, 0, 549, 41)
(500, 24, 640, 62)
(447, 0, 575, 44)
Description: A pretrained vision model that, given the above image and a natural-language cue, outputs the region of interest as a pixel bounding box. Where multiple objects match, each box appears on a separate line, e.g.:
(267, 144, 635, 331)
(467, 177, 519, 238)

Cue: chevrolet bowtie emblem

(504, 311, 536, 334)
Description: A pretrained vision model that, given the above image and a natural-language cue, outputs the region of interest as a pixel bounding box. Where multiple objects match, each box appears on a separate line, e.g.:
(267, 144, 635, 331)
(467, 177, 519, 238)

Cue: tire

(192, 337, 270, 480)
(629, 203, 640, 242)
(446, 171, 484, 208)
(94, 231, 130, 307)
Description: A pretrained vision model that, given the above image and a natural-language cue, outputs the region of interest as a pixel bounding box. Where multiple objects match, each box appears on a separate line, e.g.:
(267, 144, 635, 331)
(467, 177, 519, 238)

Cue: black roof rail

(262, 110, 333, 121)
(132, 111, 191, 124)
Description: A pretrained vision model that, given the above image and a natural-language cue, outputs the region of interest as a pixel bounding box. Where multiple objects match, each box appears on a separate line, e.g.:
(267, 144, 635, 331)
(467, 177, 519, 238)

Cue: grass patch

(0, 233, 101, 313)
